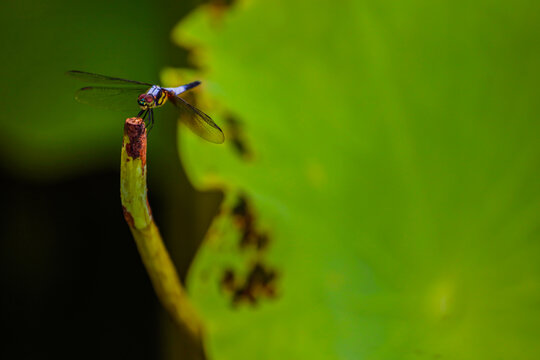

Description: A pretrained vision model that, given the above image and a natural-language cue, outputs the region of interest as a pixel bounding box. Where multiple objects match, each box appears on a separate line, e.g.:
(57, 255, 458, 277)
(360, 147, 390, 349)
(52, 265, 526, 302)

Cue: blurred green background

(1, 0, 539, 359)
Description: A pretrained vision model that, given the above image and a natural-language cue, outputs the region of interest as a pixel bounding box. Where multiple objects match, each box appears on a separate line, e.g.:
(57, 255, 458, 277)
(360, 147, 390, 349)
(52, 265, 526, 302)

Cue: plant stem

(120, 117, 203, 340)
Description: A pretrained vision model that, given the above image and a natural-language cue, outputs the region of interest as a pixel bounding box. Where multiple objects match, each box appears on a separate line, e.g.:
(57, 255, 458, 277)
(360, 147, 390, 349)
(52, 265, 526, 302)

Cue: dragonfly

(67, 70, 224, 144)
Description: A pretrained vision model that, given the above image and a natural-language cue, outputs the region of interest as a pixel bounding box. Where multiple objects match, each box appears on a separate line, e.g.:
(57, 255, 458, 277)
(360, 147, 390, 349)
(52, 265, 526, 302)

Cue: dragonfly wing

(75, 86, 147, 111)
(168, 94, 225, 144)
(67, 70, 153, 87)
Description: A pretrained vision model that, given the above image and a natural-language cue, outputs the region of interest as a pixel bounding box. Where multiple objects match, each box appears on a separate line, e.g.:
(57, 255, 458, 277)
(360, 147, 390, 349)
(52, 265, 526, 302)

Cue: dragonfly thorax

(138, 85, 168, 110)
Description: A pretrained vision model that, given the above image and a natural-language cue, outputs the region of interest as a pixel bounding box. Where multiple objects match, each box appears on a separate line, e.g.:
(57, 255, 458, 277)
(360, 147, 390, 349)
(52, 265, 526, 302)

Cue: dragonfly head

(138, 94, 155, 109)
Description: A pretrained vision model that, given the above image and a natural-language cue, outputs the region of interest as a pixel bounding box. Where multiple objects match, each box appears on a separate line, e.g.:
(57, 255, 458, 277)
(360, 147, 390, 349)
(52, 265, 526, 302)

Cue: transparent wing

(168, 94, 225, 144)
(75, 86, 147, 111)
(67, 70, 153, 87)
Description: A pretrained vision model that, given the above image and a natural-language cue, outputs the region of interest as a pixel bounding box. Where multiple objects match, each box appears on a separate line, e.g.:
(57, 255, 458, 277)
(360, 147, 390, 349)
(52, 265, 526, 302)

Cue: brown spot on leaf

(231, 195, 271, 250)
(224, 115, 252, 160)
(209, 0, 237, 21)
(222, 262, 279, 307)
(255, 233, 269, 250)
(220, 268, 236, 293)
(232, 195, 248, 217)
(221, 194, 278, 307)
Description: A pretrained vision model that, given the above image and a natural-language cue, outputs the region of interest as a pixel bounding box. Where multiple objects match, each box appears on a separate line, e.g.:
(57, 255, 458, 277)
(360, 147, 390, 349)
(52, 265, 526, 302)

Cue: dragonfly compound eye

(144, 95, 155, 104)
(137, 94, 146, 105)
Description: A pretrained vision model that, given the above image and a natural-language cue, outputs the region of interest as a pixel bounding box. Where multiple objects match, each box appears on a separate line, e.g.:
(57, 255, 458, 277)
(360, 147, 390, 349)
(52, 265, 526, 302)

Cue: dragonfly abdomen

(165, 81, 201, 96)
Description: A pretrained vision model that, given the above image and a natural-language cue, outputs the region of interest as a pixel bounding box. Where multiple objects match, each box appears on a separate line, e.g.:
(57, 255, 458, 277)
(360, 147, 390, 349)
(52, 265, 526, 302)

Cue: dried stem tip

(124, 117, 147, 165)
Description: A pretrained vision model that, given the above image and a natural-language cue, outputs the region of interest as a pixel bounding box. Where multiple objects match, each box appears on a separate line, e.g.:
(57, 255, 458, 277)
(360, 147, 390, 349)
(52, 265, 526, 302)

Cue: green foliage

(173, 1, 540, 359)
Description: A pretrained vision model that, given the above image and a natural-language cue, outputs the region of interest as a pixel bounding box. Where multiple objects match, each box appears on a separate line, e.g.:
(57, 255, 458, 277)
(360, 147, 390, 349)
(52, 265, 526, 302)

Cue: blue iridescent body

(140, 82, 200, 109)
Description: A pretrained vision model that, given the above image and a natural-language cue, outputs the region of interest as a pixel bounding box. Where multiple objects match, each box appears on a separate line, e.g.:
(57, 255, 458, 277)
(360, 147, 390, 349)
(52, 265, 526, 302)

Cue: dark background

(0, 1, 221, 358)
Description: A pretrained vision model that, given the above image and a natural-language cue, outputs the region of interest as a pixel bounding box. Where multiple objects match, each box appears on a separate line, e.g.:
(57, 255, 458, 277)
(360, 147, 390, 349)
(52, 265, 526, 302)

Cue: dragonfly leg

(139, 110, 150, 133)
(147, 109, 155, 133)
(137, 110, 153, 133)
